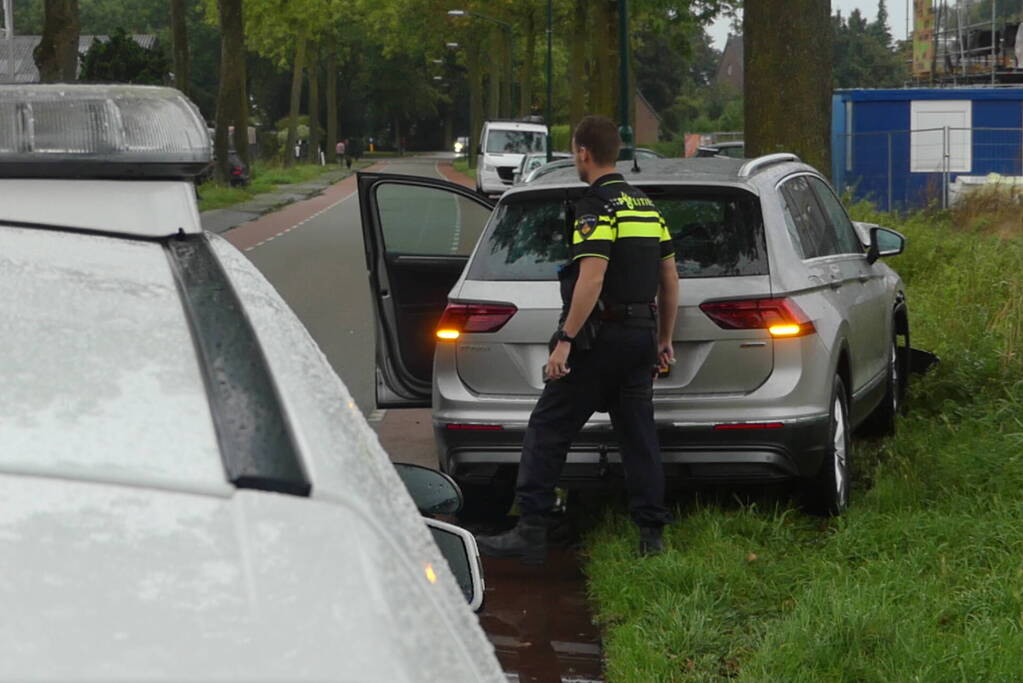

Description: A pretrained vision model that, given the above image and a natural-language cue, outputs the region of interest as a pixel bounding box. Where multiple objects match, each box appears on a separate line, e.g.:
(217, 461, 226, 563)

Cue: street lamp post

(546, 0, 552, 161)
(447, 9, 513, 119)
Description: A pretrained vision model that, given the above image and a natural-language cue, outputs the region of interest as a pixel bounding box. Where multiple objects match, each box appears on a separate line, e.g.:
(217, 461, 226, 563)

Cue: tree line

(22, 0, 909, 185)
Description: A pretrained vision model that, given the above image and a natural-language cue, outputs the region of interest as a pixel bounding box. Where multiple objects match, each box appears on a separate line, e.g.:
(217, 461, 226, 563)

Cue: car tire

(456, 479, 516, 522)
(804, 374, 851, 516)
(861, 324, 907, 437)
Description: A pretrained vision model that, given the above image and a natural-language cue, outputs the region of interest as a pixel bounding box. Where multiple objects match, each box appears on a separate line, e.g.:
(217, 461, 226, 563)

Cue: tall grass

(196, 162, 349, 212)
(584, 198, 1023, 681)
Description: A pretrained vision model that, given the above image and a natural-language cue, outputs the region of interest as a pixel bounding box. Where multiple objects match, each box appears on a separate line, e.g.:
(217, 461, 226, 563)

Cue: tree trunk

(443, 102, 453, 151)
(393, 113, 402, 156)
(284, 33, 307, 168)
(214, 0, 246, 183)
(589, 0, 616, 119)
(325, 50, 338, 164)
(501, 27, 512, 118)
(307, 45, 320, 164)
(744, 0, 832, 173)
(231, 1, 249, 171)
(170, 0, 190, 97)
(569, 0, 588, 133)
(468, 37, 483, 170)
(519, 5, 536, 116)
(35, 0, 80, 82)
(487, 26, 500, 121)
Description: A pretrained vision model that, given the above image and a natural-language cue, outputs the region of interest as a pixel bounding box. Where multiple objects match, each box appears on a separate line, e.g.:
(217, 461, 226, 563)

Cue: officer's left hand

(546, 341, 571, 381)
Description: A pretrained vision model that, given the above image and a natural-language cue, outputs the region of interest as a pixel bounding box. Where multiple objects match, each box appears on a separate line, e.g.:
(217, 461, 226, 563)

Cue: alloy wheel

(833, 393, 848, 509)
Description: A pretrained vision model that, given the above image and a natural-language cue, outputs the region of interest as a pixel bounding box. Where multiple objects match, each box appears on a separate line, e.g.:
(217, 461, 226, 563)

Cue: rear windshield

(466, 188, 768, 281)
(486, 130, 546, 154)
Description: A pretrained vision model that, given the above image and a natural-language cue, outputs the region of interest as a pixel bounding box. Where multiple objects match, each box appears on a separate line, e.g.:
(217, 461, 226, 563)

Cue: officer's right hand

(658, 340, 675, 368)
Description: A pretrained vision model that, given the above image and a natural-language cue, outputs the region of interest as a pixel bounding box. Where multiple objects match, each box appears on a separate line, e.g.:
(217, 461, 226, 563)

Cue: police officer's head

(572, 116, 621, 183)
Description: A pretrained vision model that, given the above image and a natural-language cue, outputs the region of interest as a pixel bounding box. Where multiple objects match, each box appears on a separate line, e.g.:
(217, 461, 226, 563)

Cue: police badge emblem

(577, 214, 599, 239)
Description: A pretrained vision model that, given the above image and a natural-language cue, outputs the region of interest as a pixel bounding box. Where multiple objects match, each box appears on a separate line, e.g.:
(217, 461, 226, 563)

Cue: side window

(809, 177, 863, 255)
(780, 202, 806, 259)
(376, 184, 491, 256)
(779, 176, 839, 259)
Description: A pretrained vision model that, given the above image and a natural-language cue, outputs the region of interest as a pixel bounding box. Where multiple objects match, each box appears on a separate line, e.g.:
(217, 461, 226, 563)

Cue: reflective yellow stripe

(572, 223, 615, 244)
(616, 222, 664, 239)
(660, 224, 672, 242)
(617, 209, 661, 220)
(573, 252, 610, 261)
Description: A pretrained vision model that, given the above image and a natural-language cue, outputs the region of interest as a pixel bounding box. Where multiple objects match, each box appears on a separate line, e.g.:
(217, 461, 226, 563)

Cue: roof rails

(738, 153, 801, 177)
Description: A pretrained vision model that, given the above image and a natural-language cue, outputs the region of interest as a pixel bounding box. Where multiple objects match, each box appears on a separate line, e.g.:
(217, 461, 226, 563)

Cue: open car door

(358, 172, 495, 408)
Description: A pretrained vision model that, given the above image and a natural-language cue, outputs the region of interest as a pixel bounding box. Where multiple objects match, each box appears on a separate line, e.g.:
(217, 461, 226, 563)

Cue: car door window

(376, 183, 491, 256)
(780, 176, 839, 259)
(809, 177, 863, 255)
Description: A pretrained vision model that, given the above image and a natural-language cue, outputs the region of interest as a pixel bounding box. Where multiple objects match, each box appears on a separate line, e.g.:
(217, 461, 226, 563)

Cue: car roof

(483, 120, 547, 132)
(519, 157, 759, 191)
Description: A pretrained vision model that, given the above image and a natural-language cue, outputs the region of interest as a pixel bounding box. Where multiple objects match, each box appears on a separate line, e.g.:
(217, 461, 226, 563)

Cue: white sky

(708, 1, 911, 49)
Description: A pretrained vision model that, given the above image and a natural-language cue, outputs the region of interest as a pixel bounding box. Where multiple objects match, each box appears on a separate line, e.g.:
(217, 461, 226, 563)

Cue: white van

(476, 119, 548, 195)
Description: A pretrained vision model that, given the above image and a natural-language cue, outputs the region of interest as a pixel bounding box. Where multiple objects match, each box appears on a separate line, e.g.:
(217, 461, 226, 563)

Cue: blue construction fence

(832, 126, 1023, 211)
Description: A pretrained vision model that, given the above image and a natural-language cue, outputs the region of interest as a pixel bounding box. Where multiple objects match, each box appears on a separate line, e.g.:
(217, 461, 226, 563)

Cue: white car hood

(0, 475, 467, 682)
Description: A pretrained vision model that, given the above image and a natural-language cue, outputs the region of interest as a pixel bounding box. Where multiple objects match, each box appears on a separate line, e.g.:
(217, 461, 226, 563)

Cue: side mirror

(393, 463, 463, 516)
(867, 226, 906, 264)
(424, 517, 485, 611)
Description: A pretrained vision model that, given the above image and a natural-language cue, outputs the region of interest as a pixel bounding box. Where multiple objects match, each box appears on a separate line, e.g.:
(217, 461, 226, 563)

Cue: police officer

(476, 115, 679, 563)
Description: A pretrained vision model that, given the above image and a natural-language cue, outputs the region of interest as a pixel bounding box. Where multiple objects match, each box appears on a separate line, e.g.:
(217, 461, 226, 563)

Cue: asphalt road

(232, 155, 453, 418)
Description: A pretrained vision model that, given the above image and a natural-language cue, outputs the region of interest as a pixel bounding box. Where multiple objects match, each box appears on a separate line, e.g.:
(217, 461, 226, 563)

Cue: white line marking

(367, 409, 387, 423)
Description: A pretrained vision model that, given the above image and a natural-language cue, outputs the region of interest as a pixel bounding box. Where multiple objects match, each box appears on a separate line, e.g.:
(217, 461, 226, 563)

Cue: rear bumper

(436, 415, 831, 486)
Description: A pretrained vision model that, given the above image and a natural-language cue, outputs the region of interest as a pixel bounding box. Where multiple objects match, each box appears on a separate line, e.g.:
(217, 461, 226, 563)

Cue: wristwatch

(554, 329, 575, 345)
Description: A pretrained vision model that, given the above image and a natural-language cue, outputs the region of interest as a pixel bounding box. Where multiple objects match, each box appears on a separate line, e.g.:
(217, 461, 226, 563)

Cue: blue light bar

(0, 84, 212, 179)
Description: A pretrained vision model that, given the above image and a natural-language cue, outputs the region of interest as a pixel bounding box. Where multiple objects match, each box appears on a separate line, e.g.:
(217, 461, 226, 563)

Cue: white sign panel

(910, 100, 972, 173)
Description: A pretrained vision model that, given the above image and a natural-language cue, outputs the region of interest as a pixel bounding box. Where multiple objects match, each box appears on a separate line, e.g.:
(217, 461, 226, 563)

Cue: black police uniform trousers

(515, 321, 670, 528)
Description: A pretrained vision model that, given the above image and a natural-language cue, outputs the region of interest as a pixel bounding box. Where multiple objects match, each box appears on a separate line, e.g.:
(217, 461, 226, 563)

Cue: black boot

(638, 526, 664, 556)
(476, 516, 548, 565)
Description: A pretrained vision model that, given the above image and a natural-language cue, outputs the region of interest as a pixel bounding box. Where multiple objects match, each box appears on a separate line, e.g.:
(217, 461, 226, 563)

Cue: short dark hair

(573, 115, 621, 165)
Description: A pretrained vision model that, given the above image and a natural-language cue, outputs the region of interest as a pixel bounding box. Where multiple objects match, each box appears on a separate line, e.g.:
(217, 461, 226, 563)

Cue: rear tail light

(231, 166, 243, 176)
(699, 298, 815, 338)
(435, 302, 517, 341)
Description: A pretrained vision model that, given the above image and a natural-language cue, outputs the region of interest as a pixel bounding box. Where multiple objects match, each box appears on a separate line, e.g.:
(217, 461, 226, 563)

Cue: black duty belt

(598, 302, 656, 322)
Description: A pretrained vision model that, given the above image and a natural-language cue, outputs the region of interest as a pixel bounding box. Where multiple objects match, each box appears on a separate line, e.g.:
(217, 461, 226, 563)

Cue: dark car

(696, 141, 746, 159)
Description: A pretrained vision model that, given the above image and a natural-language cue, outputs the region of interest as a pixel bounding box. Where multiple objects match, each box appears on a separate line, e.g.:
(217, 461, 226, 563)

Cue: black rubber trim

(164, 234, 311, 497)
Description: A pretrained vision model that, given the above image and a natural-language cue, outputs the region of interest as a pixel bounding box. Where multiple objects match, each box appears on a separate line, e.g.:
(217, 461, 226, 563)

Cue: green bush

(550, 124, 571, 152)
(645, 139, 686, 158)
(585, 202, 1023, 681)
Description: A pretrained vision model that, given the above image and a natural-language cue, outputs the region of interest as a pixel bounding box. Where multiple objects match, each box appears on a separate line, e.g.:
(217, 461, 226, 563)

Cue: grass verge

(197, 162, 352, 212)
(584, 200, 1023, 681)
(453, 157, 476, 181)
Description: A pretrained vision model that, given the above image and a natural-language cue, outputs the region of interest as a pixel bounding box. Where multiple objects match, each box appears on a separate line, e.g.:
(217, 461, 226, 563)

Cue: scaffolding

(2, 0, 13, 83)
(913, 0, 1023, 85)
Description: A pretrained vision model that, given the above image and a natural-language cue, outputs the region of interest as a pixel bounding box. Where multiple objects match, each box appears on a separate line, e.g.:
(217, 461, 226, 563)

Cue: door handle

(858, 273, 870, 282)
(829, 274, 842, 289)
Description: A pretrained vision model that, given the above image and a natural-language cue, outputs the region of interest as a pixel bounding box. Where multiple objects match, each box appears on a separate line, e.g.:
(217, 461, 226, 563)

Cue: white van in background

(476, 118, 548, 195)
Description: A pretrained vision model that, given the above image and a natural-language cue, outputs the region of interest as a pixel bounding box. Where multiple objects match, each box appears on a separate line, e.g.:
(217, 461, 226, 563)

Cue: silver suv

(359, 154, 910, 516)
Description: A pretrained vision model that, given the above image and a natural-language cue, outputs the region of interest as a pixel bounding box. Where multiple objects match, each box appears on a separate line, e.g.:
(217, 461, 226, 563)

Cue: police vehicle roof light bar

(0, 84, 212, 179)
